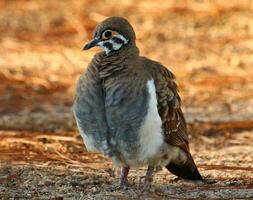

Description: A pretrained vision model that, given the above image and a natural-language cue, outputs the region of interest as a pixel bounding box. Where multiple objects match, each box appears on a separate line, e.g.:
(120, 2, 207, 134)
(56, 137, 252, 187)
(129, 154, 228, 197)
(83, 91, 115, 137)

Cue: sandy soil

(0, 129, 253, 199)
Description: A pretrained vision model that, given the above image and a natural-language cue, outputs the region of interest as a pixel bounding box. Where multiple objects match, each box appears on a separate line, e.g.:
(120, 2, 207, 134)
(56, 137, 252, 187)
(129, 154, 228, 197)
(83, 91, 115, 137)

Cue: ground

(0, 0, 253, 199)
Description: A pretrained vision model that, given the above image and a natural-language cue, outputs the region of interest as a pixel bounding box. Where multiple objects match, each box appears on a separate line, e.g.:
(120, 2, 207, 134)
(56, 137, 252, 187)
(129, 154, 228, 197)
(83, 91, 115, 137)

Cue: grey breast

(74, 51, 150, 163)
(73, 54, 112, 156)
(104, 74, 149, 160)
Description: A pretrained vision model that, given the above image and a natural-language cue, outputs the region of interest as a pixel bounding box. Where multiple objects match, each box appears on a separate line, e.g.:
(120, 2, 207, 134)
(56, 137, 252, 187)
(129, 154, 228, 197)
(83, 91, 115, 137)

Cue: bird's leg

(119, 166, 130, 189)
(143, 166, 154, 191)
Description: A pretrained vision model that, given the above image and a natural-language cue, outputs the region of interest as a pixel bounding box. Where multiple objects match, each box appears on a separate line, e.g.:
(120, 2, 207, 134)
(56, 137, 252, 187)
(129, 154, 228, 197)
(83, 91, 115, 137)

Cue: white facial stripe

(97, 34, 129, 54)
(109, 40, 123, 50)
(114, 34, 128, 44)
(97, 41, 110, 54)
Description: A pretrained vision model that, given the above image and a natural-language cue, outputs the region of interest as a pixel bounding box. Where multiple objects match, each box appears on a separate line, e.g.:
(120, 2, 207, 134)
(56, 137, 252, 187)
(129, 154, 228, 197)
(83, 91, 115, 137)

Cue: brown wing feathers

(146, 61, 189, 150)
(146, 60, 202, 180)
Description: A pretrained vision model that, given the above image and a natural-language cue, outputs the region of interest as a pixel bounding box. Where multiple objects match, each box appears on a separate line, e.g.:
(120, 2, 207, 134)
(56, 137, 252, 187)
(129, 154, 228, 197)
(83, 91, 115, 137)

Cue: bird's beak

(83, 38, 99, 50)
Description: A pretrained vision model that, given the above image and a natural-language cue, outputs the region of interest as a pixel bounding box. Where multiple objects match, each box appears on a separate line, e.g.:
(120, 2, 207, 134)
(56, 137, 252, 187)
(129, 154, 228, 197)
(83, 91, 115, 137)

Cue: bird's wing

(143, 58, 189, 152)
(143, 57, 202, 180)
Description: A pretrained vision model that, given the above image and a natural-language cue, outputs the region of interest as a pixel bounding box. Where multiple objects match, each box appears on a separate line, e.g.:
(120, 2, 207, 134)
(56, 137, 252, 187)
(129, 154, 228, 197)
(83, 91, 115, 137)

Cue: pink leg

(143, 166, 154, 191)
(120, 166, 130, 189)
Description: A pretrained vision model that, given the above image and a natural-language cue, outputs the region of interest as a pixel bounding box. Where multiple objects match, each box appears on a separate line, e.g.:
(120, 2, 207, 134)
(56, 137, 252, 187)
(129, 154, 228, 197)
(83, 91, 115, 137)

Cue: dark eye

(103, 30, 112, 39)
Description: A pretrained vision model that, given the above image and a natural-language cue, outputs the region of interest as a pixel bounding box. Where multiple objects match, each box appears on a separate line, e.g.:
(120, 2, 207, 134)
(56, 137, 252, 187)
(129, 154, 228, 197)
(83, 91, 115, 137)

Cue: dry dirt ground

(0, 0, 253, 199)
(0, 129, 253, 199)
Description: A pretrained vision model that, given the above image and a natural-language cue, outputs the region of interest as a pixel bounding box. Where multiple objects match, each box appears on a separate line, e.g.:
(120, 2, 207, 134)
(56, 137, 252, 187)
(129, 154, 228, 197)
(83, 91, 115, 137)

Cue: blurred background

(0, 0, 252, 131)
(0, 0, 252, 198)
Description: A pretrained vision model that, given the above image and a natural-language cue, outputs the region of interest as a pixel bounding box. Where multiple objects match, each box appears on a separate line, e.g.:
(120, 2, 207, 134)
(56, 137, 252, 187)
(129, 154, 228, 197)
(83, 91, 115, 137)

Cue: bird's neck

(94, 44, 140, 78)
(106, 42, 139, 59)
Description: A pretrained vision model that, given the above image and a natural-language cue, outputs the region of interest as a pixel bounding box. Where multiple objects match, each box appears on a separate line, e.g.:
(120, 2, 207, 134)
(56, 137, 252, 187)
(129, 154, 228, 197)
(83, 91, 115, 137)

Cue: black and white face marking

(97, 30, 129, 54)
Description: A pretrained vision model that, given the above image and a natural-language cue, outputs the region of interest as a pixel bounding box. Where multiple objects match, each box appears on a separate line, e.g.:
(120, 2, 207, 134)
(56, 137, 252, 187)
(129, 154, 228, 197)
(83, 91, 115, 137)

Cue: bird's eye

(102, 30, 112, 39)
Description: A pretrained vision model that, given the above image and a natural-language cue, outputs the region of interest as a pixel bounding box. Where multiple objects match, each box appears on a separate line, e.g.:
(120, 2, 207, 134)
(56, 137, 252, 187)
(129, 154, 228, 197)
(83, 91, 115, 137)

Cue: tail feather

(166, 153, 203, 181)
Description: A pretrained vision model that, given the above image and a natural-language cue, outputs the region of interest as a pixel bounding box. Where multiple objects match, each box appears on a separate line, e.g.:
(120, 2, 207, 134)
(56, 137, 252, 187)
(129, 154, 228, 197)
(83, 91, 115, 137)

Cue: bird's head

(83, 17, 136, 54)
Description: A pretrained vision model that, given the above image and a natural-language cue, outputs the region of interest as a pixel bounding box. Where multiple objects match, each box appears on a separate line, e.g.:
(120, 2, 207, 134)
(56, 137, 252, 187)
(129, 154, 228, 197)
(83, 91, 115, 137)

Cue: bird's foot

(141, 176, 153, 192)
(119, 166, 130, 190)
(119, 179, 128, 190)
(140, 166, 154, 192)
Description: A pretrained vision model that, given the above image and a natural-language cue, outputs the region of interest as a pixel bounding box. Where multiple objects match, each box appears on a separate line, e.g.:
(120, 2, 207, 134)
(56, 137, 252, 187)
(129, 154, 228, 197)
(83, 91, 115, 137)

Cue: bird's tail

(166, 152, 203, 181)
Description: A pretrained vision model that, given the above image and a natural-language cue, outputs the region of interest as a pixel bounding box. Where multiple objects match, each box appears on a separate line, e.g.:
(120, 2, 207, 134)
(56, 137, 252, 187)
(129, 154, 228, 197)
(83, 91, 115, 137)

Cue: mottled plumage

(73, 16, 202, 189)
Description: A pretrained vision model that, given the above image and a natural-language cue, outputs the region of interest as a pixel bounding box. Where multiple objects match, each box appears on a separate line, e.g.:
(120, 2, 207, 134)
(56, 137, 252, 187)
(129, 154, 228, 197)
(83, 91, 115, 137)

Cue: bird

(73, 16, 202, 189)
